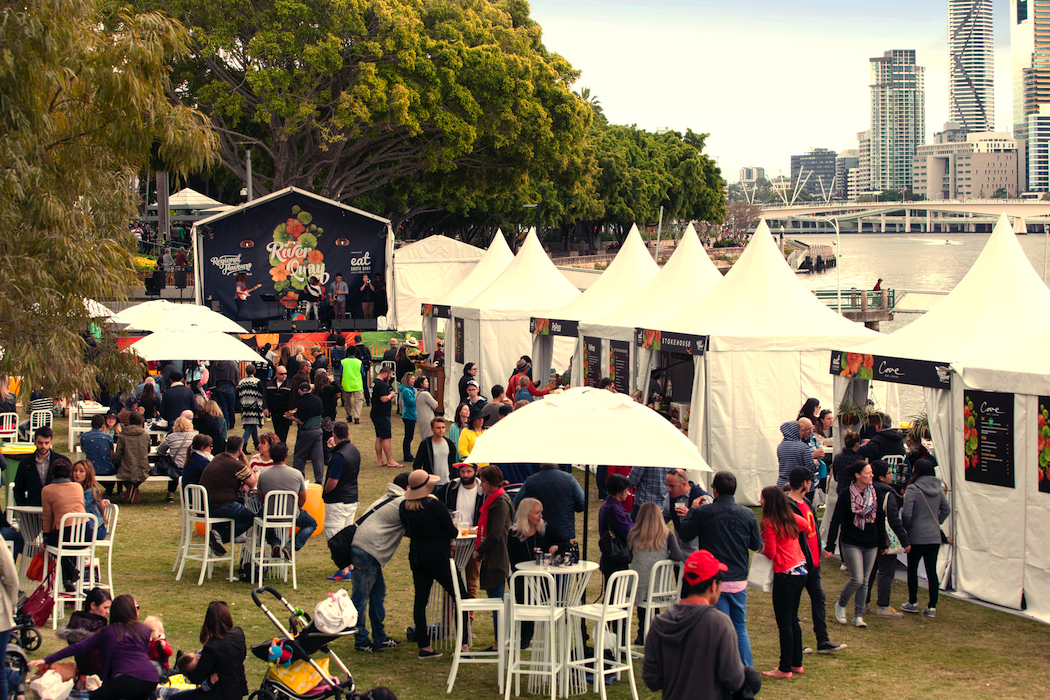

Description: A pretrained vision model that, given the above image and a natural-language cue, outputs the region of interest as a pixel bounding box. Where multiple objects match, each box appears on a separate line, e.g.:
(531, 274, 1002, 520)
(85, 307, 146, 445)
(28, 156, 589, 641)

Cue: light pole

(236, 141, 254, 202)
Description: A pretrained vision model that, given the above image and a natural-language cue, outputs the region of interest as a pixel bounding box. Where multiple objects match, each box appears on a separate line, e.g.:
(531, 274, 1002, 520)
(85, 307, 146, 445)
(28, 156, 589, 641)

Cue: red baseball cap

(683, 549, 728, 585)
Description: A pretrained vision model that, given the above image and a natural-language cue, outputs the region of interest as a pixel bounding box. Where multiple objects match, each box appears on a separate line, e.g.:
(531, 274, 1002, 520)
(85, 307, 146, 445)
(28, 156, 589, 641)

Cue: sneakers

(355, 644, 382, 654)
(209, 530, 227, 556)
(378, 639, 402, 649)
(271, 543, 282, 560)
(761, 669, 793, 679)
(834, 602, 848, 625)
(328, 570, 352, 581)
(877, 606, 904, 618)
(418, 648, 442, 660)
(282, 542, 293, 561)
(922, 607, 936, 618)
(801, 646, 813, 655)
(166, 493, 176, 503)
(816, 641, 847, 654)
(852, 616, 867, 628)
(900, 602, 921, 614)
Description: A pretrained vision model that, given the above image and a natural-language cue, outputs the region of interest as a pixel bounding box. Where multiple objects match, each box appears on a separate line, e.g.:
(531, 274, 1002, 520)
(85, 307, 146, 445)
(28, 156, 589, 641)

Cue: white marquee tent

(836, 213, 1050, 618)
(575, 223, 724, 394)
(530, 224, 659, 386)
(390, 235, 485, 332)
(648, 221, 878, 504)
(446, 229, 580, 418)
(420, 230, 514, 356)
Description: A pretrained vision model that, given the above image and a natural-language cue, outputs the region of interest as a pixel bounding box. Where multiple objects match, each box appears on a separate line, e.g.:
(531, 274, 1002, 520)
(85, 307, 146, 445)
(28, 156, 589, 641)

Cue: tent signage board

(530, 317, 579, 337)
(610, 340, 630, 394)
(422, 303, 451, 319)
(584, 336, 601, 387)
(829, 351, 950, 389)
(454, 318, 464, 364)
(634, 328, 706, 355)
(1039, 397, 1050, 494)
(963, 389, 1015, 488)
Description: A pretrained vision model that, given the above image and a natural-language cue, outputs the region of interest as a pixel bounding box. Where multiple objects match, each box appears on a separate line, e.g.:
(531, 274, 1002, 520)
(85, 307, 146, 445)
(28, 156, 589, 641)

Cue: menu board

(1039, 397, 1050, 494)
(583, 336, 601, 388)
(963, 390, 1014, 488)
(609, 340, 630, 394)
(454, 317, 464, 364)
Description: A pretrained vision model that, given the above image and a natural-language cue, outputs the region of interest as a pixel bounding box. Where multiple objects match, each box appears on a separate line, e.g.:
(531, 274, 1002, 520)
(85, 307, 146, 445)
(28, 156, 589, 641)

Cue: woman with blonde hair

(627, 502, 684, 643)
(157, 416, 197, 502)
(508, 498, 567, 649)
(195, 400, 226, 453)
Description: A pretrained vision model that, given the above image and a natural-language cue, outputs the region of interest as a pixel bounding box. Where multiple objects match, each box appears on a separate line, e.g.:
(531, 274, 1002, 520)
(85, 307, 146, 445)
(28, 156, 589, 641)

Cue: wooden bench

(96, 475, 171, 484)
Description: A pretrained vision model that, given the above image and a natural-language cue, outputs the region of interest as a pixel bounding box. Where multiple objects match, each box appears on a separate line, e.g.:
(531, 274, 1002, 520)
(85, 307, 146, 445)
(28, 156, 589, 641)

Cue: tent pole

(583, 463, 590, 559)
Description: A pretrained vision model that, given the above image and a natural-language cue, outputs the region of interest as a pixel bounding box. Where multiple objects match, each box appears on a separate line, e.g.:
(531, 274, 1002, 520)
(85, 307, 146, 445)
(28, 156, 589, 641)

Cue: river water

(791, 232, 1050, 418)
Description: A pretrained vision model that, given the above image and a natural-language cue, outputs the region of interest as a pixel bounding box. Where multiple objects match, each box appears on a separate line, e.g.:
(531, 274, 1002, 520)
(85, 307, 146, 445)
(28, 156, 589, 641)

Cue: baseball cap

(466, 379, 479, 388)
(682, 549, 728, 585)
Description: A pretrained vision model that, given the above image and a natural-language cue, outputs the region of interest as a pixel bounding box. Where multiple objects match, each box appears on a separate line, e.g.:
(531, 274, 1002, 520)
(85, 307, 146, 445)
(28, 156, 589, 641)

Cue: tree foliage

(0, 0, 217, 398)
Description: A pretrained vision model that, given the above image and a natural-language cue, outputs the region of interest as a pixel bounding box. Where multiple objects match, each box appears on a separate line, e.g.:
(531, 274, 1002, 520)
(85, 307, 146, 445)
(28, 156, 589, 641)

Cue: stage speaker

(331, 319, 356, 332)
(236, 321, 253, 333)
(268, 320, 293, 332)
(208, 298, 222, 313)
(146, 271, 165, 295)
(353, 319, 378, 331)
(173, 271, 189, 289)
(291, 319, 319, 332)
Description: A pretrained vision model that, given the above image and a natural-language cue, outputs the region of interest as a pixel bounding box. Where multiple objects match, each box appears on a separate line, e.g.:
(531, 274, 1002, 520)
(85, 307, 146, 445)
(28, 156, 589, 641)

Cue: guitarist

(234, 272, 262, 321)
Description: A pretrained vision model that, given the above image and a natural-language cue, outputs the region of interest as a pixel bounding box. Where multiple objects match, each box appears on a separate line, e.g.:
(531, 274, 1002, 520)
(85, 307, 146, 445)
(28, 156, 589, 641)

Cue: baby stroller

(248, 587, 355, 700)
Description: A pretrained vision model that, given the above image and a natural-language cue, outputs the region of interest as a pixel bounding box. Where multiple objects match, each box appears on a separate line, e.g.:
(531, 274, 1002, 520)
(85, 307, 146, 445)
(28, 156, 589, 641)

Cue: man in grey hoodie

(643, 550, 762, 700)
(776, 419, 817, 487)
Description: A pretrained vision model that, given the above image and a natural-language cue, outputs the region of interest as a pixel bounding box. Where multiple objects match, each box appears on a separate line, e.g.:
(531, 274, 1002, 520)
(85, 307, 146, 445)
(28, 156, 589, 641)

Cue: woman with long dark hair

(760, 486, 812, 679)
(448, 403, 470, 461)
(55, 588, 112, 678)
(174, 601, 248, 700)
(796, 398, 820, 424)
(901, 459, 949, 618)
(33, 594, 158, 700)
(832, 430, 864, 495)
(823, 460, 887, 628)
(137, 378, 159, 421)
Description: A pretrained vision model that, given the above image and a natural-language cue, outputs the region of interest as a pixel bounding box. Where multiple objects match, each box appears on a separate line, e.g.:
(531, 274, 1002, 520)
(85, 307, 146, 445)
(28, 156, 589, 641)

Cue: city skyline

(528, 0, 1014, 183)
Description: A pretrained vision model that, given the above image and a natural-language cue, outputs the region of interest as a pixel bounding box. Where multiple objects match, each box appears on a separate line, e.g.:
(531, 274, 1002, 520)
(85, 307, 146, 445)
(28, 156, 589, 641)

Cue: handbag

(327, 496, 395, 570)
(919, 490, 951, 545)
(313, 590, 358, 635)
(23, 570, 56, 627)
(883, 492, 902, 555)
(151, 452, 177, 478)
(746, 552, 774, 593)
(598, 529, 632, 565)
(26, 551, 46, 581)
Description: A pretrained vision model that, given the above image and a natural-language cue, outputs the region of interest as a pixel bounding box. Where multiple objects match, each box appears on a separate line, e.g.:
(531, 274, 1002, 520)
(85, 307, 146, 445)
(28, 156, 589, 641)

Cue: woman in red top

(760, 485, 813, 680)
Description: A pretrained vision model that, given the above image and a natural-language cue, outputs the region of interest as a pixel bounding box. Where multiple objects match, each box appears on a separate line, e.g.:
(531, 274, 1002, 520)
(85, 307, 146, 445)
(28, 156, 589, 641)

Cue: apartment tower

(870, 50, 926, 192)
(949, 1, 994, 132)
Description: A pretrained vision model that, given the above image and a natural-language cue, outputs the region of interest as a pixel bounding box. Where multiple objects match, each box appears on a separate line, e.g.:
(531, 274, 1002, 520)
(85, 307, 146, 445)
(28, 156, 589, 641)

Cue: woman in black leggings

(32, 594, 158, 700)
(900, 459, 950, 618)
(400, 469, 469, 659)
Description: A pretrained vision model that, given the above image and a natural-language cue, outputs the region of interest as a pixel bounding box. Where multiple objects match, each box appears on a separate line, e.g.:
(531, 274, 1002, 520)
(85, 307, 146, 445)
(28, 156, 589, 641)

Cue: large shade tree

(0, 0, 217, 397)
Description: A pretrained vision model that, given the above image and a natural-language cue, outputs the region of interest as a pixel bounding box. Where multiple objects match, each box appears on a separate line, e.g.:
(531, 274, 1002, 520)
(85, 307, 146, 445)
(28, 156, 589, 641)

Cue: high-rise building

(1012, 0, 1050, 143)
(835, 150, 860, 198)
(790, 148, 837, 196)
(1027, 104, 1050, 191)
(869, 50, 926, 192)
(857, 129, 872, 193)
(949, 1, 994, 132)
(739, 166, 766, 184)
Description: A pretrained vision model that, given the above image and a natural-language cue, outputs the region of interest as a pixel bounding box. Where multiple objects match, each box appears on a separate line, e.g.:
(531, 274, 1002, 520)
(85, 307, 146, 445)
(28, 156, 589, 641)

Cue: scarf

(849, 481, 877, 530)
(476, 487, 505, 552)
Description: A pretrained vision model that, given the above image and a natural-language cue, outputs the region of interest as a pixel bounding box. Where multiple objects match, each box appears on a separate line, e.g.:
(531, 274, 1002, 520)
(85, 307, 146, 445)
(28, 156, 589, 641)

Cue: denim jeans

(838, 543, 878, 617)
(213, 383, 237, 430)
(714, 587, 752, 666)
(211, 501, 256, 539)
(350, 547, 388, 647)
(242, 424, 260, 450)
(264, 510, 317, 551)
(1, 527, 23, 560)
(0, 628, 10, 700)
(293, 428, 325, 483)
(485, 582, 505, 636)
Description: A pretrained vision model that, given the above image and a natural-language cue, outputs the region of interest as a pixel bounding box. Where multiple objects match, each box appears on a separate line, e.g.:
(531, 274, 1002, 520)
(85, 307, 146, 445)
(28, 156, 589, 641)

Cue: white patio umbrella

(466, 387, 711, 557)
(114, 301, 244, 333)
(82, 298, 114, 319)
(129, 328, 262, 362)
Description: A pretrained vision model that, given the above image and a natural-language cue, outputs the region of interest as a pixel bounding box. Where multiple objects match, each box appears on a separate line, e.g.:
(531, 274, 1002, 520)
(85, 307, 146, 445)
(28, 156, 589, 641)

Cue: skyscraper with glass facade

(869, 50, 926, 192)
(949, 1, 994, 132)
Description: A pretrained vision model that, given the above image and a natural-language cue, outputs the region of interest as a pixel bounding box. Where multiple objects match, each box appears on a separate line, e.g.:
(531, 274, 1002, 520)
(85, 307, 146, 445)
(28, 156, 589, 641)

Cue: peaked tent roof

(851, 213, 1050, 362)
(953, 326, 1050, 395)
(164, 188, 225, 210)
(545, 224, 659, 321)
(438, 230, 515, 306)
(589, 223, 723, 329)
(662, 220, 877, 351)
(461, 228, 580, 312)
(394, 235, 484, 264)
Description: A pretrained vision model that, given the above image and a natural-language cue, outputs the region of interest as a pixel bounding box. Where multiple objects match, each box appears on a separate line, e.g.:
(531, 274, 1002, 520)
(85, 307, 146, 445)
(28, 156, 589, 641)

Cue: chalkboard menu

(1039, 396, 1050, 494)
(963, 390, 1014, 488)
(454, 317, 464, 364)
(610, 340, 630, 394)
(583, 336, 601, 388)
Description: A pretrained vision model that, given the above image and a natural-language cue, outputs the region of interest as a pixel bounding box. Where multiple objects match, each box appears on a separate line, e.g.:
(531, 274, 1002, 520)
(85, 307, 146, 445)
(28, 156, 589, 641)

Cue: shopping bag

(266, 658, 331, 695)
(23, 571, 56, 627)
(29, 669, 73, 700)
(26, 552, 45, 581)
(746, 553, 774, 593)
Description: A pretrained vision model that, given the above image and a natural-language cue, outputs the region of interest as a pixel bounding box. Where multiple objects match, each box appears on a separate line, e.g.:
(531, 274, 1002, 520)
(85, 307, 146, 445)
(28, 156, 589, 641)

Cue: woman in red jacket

(760, 485, 813, 680)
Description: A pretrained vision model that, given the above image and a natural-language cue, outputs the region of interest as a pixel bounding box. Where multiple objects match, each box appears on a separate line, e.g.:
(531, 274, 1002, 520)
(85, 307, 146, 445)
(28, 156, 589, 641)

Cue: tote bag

(747, 553, 774, 593)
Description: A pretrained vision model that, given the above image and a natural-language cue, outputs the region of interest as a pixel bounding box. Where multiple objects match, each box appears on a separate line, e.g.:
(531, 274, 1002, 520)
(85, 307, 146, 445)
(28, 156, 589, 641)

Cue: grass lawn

(15, 413, 1050, 699)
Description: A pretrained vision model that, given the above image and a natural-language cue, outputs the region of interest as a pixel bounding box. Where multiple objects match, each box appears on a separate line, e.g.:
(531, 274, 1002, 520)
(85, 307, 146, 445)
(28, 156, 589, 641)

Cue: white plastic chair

(637, 560, 682, 647)
(251, 490, 298, 589)
(177, 484, 236, 585)
(447, 558, 504, 694)
(29, 410, 52, 432)
(505, 570, 564, 700)
(0, 413, 18, 442)
(45, 513, 98, 629)
(91, 503, 119, 595)
(566, 569, 639, 700)
(171, 477, 189, 573)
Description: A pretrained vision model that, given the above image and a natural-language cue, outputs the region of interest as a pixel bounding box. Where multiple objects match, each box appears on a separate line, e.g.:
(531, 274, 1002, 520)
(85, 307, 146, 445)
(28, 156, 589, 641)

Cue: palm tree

(579, 87, 606, 124)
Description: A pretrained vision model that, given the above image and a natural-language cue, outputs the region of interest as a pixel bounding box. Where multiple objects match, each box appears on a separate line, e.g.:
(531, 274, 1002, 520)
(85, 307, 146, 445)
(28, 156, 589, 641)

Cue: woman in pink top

(760, 486, 813, 680)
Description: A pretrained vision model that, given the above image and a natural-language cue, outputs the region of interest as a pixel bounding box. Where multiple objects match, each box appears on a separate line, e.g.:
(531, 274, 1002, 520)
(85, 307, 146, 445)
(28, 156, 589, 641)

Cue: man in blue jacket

(671, 471, 762, 667)
(512, 463, 585, 539)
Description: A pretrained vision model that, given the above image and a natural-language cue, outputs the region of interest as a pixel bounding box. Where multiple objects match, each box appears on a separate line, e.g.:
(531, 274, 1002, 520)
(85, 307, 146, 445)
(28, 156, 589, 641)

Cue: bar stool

(252, 490, 298, 589)
(447, 558, 504, 694)
(566, 569, 638, 700)
(177, 484, 236, 585)
(505, 570, 563, 700)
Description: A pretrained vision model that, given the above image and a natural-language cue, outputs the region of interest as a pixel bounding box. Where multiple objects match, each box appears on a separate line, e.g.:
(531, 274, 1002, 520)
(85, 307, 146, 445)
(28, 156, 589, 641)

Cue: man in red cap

(642, 550, 762, 700)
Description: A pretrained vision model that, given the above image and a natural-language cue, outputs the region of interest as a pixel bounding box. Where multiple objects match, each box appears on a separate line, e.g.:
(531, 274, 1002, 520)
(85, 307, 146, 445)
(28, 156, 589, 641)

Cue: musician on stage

(234, 273, 261, 320)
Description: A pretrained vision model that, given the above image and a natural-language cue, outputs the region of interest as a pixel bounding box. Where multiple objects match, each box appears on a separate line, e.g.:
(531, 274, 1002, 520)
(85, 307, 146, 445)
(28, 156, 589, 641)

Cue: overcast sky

(529, 0, 1013, 183)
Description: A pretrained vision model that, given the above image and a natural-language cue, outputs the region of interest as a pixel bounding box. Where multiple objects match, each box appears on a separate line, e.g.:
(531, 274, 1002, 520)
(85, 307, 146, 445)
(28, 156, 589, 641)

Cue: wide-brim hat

(468, 406, 485, 424)
(404, 469, 440, 500)
(405, 336, 419, 348)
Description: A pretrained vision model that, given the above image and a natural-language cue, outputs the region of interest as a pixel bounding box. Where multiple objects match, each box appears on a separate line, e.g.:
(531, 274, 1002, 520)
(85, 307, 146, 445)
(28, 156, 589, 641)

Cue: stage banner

(1040, 397, 1050, 494)
(963, 389, 1015, 488)
(200, 191, 388, 322)
(610, 339, 630, 394)
(583, 336, 601, 388)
